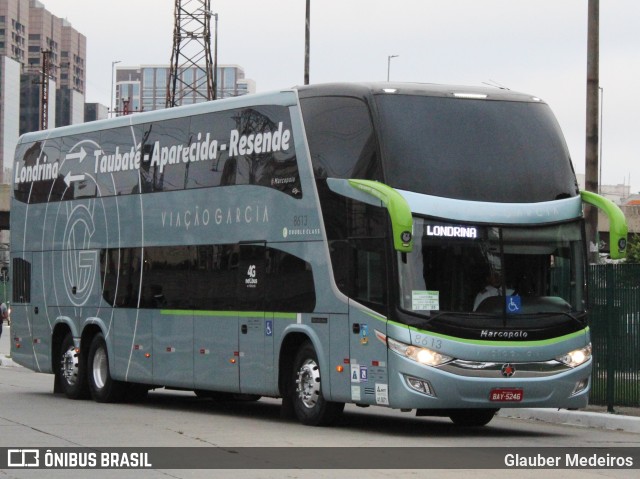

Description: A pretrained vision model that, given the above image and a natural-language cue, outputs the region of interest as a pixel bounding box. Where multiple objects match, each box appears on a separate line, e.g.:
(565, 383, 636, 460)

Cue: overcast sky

(42, 0, 640, 193)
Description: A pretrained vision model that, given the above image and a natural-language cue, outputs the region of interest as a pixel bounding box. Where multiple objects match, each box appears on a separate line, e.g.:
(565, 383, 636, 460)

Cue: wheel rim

(295, 358, 321, 409)
(92, 346, 108, 390)
(61, 346, 79, 385)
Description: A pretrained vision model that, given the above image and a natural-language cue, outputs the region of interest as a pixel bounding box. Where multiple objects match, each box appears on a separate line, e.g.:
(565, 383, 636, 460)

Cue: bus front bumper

(387, 354, 592, 410)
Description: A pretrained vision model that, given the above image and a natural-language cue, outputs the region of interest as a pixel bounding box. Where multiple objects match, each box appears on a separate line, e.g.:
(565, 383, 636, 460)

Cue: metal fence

(588, 263, 640, 409)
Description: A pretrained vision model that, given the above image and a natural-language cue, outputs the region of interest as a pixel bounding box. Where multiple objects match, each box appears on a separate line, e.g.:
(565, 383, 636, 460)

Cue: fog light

(405, 375, 436, 397)
(571, 378, 589, 396)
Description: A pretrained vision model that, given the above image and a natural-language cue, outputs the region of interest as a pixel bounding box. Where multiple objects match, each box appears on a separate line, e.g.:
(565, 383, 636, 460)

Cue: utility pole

(304, 0, 310, 85)
(585, 0, 600, 262)
(39, 49, 52, 130)
(166, 0, 215, 108)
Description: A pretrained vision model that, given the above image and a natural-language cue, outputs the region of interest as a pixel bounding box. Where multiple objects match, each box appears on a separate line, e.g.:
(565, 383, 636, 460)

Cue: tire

(449, 409, 498, 427)
(57, 332, 89, 399)
(291, 341, 344, 426)
(87, 332, 126, 403)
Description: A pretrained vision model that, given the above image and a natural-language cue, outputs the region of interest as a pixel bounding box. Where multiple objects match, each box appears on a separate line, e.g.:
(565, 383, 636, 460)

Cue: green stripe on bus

(382, 316, 589, 347)
(160, 310, 298, 319)
(404, 323, 589, 347)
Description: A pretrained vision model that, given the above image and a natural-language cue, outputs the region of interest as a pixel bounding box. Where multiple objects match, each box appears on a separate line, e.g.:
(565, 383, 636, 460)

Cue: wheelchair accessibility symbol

(506, 295, 522, 314)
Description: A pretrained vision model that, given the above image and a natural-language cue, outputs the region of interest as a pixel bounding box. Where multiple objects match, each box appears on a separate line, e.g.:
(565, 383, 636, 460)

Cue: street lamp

(111, 60, 121, 118)
(387, 55, 398, 82)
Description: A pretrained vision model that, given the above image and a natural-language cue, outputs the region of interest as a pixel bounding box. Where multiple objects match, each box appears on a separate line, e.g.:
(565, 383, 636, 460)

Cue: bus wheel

(87, 332, 125, 403)
(57, 332, 89, 399)
(291, 341, 344, 426)
(449, 409, 498, 427)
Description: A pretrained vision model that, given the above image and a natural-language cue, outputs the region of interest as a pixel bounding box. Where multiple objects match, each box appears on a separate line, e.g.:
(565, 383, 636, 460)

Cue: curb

(498, 408, 640, 433)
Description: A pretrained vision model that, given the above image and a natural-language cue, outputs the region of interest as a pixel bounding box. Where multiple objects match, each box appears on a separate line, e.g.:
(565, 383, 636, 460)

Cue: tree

(625, 234, 640, 263)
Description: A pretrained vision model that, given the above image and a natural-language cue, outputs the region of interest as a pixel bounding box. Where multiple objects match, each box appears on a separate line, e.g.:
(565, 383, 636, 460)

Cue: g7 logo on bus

(62, 203, 98, 306)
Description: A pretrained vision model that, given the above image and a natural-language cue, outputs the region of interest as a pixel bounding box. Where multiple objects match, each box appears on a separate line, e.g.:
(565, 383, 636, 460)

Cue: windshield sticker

(507, 295, 522, 314)
(412, 290, 439, 310)
(375, 383, 389, 405)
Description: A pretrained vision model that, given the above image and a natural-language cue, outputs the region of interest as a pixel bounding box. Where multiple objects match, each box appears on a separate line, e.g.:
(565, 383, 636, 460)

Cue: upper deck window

(300, 96, 382, 181)
(13, 105, 301, 204)
(375, 95, 578, 203)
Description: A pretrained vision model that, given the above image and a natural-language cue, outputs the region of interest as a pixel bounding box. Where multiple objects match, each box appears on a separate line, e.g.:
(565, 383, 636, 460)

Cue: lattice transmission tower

(166, 0, 216, 108)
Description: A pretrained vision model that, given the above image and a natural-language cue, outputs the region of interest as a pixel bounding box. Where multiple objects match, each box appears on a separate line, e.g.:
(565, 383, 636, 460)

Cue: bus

(10, 82, 627, 427)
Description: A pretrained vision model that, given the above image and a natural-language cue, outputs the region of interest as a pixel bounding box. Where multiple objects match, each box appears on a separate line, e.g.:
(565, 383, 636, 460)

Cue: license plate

(489, 388, 523, 402)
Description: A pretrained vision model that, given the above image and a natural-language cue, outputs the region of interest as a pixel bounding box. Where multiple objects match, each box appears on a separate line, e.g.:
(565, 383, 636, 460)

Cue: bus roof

(17, 82, 543, 145)
(295, 82, 544, 103)
(17, 88, 299, 144)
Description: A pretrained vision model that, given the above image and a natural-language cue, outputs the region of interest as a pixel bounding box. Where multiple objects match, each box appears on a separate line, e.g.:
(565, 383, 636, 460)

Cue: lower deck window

(100, 243, 315, 312)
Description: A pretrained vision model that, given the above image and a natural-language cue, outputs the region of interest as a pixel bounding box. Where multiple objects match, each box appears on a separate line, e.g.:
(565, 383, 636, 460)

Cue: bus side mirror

(580, 190, 628, 259)
(326, 178, 414, 253)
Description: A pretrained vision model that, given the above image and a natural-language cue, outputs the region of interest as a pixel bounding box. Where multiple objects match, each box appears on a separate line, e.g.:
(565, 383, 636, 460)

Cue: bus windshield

(398, 219, 586, 320)
(375, 94, 578, 203)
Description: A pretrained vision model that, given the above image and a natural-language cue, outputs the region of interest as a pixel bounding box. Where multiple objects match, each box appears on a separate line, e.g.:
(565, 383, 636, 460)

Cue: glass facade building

(115, 64, 255, 115)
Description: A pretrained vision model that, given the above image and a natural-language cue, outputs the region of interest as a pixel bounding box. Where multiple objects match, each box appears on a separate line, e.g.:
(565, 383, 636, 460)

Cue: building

(575, 173, 632, 206)
(23, 0, 86, 127)
(1, 0, 88, 279)
(0, 0, 28, 185)
(115, 64, 255, 115)
(1, 0, 86, 187)
(84, 102, 108, 122)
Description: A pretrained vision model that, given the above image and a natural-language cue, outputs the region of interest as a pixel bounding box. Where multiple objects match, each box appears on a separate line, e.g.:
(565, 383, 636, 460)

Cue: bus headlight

(556, 344, 592, 368)
(387, 337, 452, 366)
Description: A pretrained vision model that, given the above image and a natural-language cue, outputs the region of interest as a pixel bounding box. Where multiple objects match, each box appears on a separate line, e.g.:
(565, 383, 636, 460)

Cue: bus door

(237, 243, 267, 395)
(347, 243, 390, 406)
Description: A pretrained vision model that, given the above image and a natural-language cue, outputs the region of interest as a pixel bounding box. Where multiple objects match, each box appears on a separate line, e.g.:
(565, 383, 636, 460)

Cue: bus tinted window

(14, 105, 301, 203)
(142, 117, 191, 192)
(319, 183, 389, 314)
(101, 244, 315, 312)
(12, 257, 32, 303)
(266, 248, 316, 312)
(187, 112, 236, 188)
(101, 247, 142, 308)
(375, 95, 578, 203)
(98, 126, 143, 196)
(21, 139, 70, 203)
(300, 97, 382, 181)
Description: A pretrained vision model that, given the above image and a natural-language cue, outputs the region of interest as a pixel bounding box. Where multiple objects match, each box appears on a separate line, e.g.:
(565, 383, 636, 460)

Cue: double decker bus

(10, 82, 627, 427)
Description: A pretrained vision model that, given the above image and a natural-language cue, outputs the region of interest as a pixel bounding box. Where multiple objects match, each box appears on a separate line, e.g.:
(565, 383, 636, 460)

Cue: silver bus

(10, 82, 627, 427)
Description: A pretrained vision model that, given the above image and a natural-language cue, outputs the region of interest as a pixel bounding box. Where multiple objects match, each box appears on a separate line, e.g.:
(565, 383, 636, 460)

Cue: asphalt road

(1, 323, 639, 478)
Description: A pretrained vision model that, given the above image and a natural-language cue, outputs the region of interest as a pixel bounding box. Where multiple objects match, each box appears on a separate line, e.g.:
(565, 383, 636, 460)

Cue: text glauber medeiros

(14, 123, 292, 185)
